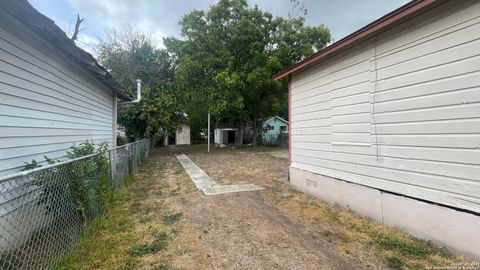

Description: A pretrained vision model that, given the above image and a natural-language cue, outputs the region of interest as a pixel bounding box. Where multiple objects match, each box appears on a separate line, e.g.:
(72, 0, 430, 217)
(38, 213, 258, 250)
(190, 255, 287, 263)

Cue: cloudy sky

(29, 0, 409, 53)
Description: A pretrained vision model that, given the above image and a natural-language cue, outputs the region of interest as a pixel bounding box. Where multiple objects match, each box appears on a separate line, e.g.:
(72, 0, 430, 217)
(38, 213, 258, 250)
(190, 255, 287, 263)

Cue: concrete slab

(176, 154, 263, 196)
(204, 184, 264, 195)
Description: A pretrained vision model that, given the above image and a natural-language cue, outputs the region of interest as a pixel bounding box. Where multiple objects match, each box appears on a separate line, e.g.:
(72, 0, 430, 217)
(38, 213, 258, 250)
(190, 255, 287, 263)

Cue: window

(280, 126, 287, 132)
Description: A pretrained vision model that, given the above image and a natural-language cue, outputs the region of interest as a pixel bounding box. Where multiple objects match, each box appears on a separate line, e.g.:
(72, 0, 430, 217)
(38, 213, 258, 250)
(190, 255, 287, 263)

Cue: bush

(262, 132, 288, 147)
(23, 140, 113, 225)
(117, 136, 129, 146)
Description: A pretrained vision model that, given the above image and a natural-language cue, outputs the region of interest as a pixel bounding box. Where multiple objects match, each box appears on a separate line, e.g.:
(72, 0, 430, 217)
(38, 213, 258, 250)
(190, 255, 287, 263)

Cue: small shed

(214, 128, 238, 145)
(262, 116, 288, 143)
(164, 124, 191, 146)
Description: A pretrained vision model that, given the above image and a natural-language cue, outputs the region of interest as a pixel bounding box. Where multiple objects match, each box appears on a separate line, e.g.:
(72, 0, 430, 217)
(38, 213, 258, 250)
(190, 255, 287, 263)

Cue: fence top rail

(109, 140, 143, 151)
(0, 153, 99, 183)
(0, 139, 151, 183)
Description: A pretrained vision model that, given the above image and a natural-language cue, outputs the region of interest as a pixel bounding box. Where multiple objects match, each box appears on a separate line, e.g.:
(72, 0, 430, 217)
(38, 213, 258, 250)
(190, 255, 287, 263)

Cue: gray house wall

(289, 0, 480, 258)
(0, 9, 115, 176)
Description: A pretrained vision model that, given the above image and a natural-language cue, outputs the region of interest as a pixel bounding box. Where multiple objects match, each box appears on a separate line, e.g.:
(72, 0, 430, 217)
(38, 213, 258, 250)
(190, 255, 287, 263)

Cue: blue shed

(262, 116, 288, 143)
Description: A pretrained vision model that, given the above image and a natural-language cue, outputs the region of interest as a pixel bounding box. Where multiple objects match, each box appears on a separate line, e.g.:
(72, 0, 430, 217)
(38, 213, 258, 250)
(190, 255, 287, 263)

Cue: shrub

(23, 140, 113, 225)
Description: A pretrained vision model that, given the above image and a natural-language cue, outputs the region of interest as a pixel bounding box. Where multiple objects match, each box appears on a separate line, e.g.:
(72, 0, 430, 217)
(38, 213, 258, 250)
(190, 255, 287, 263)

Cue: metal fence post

(108, 150, 114, 190)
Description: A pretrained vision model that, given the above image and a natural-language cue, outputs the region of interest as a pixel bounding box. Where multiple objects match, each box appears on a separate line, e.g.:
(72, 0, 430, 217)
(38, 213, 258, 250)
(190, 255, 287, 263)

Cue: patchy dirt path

(175, 186, 357, 270)
(62, 145, 472, 270)
(160, 147, 359, 270)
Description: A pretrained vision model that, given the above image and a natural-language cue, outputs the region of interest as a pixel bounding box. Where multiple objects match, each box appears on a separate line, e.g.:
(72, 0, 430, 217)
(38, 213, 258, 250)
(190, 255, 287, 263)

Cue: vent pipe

(120, 79, 142, 104)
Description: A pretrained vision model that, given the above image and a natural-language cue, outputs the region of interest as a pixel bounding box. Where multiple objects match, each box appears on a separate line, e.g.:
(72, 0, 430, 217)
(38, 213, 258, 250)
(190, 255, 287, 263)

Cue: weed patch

(163, 212, 183, 224)
(128, 232, 169, 256)
(151, 263, 170, 270)
(371, 232, 431, 258)
(387, 256, 405, 269)
(116, 259, 139, 270)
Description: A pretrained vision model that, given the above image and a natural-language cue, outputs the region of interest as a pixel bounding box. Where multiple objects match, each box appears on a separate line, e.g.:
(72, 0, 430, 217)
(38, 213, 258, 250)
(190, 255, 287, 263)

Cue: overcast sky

(29, 0, 409, 53)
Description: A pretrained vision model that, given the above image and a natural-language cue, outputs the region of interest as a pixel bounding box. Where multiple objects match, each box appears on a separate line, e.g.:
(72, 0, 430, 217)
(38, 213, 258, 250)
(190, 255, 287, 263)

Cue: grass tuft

(371, 232, 431, 258)
(387, 256, 405, 269)
(151, 264, 170, 270)
(116, 259, 138, 270)
(128, 232, 169, 256)
(163, 212, 183, 224)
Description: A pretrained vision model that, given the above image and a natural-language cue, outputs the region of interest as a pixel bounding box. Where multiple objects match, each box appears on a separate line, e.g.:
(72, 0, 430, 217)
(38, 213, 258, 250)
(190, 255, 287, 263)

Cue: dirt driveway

(156, 146, 357, 269)
(61, 145, 471, 270)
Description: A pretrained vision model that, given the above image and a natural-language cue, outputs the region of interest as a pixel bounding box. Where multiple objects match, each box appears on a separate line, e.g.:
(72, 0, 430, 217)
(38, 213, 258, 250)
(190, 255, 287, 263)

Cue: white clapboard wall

(0, 9, 115, 176)
(290, 0, 480, 213)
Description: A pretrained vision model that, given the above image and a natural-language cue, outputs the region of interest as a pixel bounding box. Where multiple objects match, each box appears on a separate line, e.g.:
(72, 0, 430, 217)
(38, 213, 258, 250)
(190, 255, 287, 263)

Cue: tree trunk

(252, 118, 258, 147)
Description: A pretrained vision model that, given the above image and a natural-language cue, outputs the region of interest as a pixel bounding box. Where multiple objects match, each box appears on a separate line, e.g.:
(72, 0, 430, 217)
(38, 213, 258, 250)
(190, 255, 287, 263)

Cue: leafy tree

(96, 27, 184, 140)
(165, 0, 330, 146)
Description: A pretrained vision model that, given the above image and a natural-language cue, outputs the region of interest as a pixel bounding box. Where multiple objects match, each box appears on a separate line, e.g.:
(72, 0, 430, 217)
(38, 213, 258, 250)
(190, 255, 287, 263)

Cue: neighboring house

(262, 116, 288, 143)
(0, 1, 132, 176)
(164, 124, 191, 146)
(275, 0, 480, 258)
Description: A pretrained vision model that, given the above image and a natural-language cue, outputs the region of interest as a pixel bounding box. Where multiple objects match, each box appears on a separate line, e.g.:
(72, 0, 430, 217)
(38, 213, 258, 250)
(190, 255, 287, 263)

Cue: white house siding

(0, 12, 115, 176)
(290, 1, 480, 213)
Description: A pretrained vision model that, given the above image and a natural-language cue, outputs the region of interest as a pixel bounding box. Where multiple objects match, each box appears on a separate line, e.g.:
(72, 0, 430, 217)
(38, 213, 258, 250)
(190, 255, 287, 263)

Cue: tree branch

(70, 13, 84, 42)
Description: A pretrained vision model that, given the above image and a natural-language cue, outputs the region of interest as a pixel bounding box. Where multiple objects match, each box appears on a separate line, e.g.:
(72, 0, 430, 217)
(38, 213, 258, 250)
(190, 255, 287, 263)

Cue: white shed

(176, 124, 191, 145)
(163, 124, 191, 146)
(275, 0, 480, 258)
(0, 1, 132, 176)
(214, 128, 238, 145)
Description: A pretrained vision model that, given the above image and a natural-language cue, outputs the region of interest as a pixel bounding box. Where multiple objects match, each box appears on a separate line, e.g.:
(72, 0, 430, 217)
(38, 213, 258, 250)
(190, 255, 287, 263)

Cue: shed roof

(273, 0, 445, 80)
(0, 0, 133, 101)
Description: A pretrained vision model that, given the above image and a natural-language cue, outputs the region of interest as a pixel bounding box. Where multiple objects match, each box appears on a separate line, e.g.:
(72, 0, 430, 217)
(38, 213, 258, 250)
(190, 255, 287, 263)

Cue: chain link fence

(0, 138, 155, 270)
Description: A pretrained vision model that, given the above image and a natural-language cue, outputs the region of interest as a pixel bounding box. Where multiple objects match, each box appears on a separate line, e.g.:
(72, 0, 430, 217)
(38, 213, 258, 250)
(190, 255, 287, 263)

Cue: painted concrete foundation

(290, 166, 480, 260)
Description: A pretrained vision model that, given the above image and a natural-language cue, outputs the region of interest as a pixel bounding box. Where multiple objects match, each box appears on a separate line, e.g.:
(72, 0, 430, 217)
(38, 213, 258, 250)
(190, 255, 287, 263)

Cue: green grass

(128, 232, 169, 256)
(115, 259, 138, 270)
(163, 212, 183, 224)
(387, 256, 405, 269)
(58, 191, 138, 269)
(151, 264, 170, 270)
(293, 193, 458, 269)
(370, 231, 431, 258)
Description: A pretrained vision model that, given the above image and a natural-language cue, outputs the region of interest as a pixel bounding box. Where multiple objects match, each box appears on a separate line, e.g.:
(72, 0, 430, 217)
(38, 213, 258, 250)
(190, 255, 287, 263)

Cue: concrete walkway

(176, 154, 263, 195)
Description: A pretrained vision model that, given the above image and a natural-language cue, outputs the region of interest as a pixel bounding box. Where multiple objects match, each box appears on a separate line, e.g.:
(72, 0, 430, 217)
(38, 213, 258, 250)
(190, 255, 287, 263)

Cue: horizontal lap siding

(290, 0, 480, 213)
(0, 22, 114, 175)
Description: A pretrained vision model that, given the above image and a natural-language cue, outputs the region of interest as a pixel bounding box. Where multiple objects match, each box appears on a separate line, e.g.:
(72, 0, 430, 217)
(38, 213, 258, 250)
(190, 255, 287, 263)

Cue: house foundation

(289, 166, 480, 260)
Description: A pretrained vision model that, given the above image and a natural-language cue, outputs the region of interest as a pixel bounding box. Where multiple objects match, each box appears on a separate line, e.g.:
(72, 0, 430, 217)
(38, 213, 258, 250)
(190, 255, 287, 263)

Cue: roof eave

(0, 0, 134, 102)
